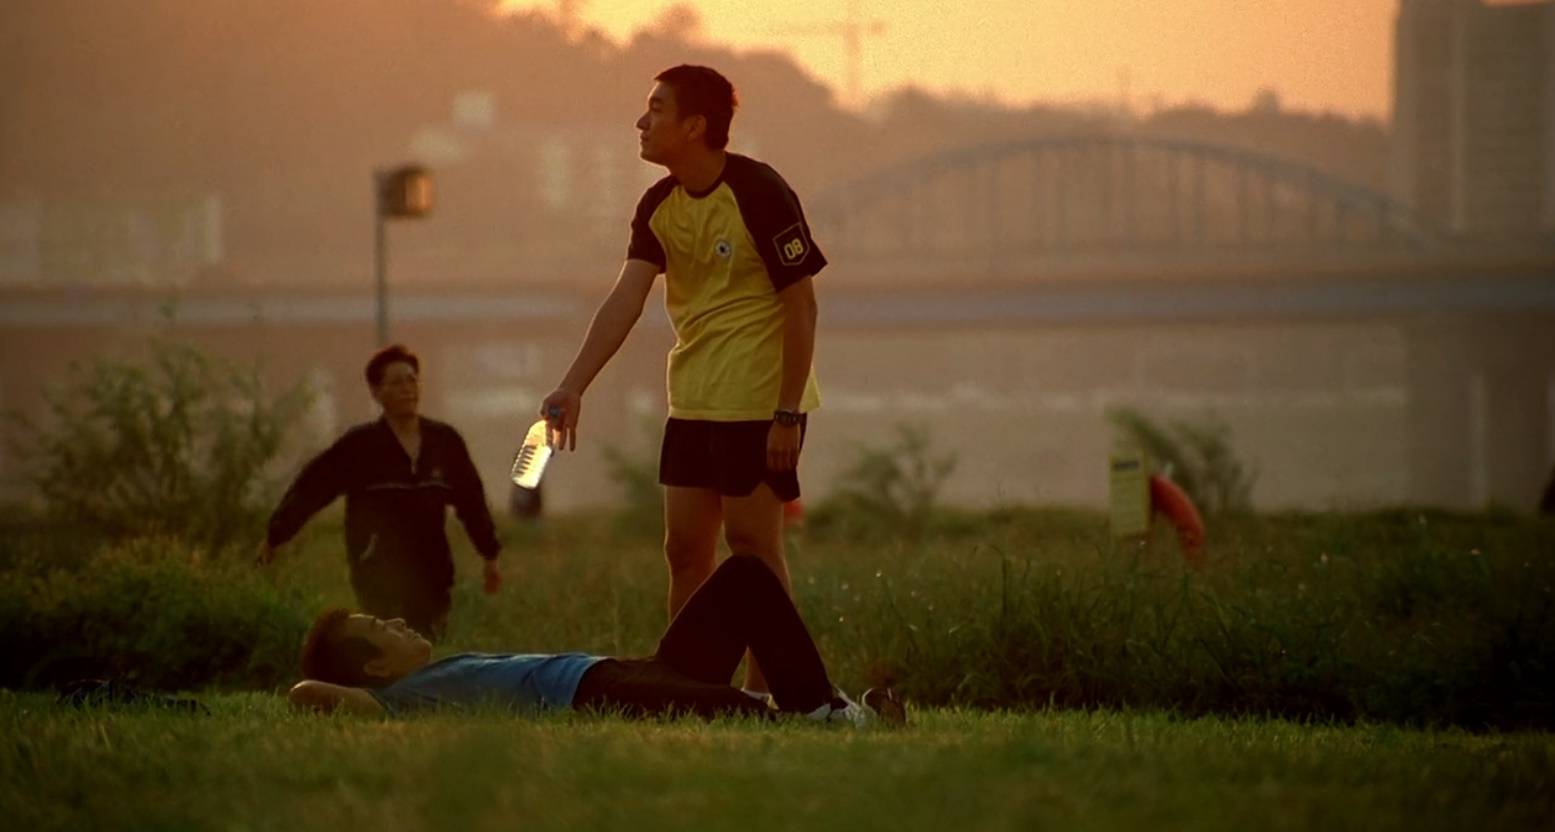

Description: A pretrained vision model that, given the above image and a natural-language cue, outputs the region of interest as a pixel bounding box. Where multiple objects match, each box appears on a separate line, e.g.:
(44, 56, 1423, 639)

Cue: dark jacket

(266, 417, 500, 594)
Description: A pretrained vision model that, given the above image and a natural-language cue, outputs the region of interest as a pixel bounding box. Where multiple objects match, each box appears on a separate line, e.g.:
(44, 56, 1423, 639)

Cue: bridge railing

(806, 135, 1438, 269)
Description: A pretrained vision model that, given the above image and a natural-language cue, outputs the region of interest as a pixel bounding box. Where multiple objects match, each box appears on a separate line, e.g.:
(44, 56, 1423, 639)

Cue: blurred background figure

(257, 344, 504, 640)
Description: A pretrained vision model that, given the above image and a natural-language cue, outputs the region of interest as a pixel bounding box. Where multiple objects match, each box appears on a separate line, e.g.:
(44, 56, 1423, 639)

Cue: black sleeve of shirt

(440, 424, 501, 560)
(625, 177, 675, 272)
(266, 429, 359, 548)
(726, 156, 828, 292)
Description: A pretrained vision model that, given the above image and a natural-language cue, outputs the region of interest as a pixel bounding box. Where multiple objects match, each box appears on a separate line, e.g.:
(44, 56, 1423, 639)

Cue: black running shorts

(658, 416, 807, 502)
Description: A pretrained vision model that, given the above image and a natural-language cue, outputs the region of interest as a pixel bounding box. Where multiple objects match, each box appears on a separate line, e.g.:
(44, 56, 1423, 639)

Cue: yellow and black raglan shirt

(627, 153, 826, 421)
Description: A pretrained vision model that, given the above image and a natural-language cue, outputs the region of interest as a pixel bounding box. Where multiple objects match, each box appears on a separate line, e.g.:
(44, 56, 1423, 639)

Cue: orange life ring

(782, 498, 805, 528)
(1149, 474, 1206, 567)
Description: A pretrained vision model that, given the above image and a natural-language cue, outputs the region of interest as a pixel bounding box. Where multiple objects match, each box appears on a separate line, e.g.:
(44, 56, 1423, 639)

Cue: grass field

(5, 692, 1552, 832)
(3, 506, 1554, 829)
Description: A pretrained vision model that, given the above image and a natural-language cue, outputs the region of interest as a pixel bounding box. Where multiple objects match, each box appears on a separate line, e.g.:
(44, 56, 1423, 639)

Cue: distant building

(1393, 0, 1554, 239)
(0, 193, 225, 288)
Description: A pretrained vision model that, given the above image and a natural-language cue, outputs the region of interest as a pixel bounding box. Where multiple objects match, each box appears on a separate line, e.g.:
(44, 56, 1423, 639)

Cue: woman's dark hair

(364, 343, 419, 387)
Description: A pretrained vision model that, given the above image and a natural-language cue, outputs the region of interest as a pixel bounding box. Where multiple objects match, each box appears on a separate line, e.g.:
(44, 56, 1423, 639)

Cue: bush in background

(7, 335, 311, 554)
(810, 424, 957, 537)
(1108, 407, 1257, 515)
(0, 535, 309, 691)
(600, 415, 666, 535)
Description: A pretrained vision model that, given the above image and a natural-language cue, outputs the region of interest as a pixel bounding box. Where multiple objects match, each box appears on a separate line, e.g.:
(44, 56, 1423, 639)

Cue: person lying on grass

(289, 554, 905, 726)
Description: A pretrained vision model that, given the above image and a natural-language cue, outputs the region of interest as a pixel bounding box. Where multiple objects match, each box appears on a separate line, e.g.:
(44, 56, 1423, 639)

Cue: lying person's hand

(482, 559, 503, 595)
(288, 681, 384, 715)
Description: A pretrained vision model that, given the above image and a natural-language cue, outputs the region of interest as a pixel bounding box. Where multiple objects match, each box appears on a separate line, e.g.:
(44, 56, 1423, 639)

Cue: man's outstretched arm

(540, 259, 659, 450)
(257, 435, 355, 565)
(288, 681, 386, 716)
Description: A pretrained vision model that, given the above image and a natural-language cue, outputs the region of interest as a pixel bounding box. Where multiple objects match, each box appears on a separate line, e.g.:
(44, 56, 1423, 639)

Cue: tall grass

(2, 504, 1550, 730)
(834, 510, 1555, 728)
(4, 696, 1552, 832)
(0, 531, 307, 690)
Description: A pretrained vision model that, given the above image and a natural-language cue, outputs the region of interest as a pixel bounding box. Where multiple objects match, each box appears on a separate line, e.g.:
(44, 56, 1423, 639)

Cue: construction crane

(771, 1, 886, 109)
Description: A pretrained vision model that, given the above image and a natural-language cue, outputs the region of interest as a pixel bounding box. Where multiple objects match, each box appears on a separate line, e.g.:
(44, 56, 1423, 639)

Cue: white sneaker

(803, 688, 906, 728)
(803, 692, 869, 726)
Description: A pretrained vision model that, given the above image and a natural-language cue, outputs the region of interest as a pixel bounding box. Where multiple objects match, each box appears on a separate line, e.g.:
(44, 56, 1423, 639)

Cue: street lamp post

(373, 164, 435, 346)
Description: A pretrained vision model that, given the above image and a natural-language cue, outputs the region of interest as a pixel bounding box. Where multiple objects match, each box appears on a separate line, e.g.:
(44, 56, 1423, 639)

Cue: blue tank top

(369, 652, 605, 714)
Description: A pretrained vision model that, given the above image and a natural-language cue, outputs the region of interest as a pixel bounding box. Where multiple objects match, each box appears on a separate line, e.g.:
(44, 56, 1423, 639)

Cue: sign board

(1109, 446, 1151, 539)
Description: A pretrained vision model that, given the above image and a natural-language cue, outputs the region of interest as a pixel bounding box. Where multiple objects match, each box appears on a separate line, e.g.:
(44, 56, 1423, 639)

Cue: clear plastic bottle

(509, 419, 555, 489)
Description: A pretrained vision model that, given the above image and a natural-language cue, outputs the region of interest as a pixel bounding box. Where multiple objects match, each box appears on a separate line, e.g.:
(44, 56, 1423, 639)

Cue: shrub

(811, 424, 957, 536)
(7, 335, 311, 554)
(599, 415, 665, 534)
(1107, 407, 1256, 515)
(0, 535, 310, 691)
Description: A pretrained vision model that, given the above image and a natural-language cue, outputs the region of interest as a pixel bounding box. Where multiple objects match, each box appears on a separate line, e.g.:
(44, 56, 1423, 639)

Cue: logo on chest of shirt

(714, 238, 733, 259)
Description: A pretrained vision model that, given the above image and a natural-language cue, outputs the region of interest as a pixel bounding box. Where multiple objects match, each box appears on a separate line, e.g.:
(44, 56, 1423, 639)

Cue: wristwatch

(773, 409, 803, 427)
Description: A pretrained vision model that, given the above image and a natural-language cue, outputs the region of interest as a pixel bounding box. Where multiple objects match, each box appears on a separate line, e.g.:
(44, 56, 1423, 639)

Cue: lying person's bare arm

(288, 680, 386, 716)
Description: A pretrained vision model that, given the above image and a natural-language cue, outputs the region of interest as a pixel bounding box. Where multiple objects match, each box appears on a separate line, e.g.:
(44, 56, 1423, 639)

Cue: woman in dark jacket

(258, 344, 502, 639)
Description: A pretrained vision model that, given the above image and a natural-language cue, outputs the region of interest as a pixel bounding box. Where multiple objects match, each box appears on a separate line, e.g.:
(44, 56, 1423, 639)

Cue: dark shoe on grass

(862, 687, 907, 728)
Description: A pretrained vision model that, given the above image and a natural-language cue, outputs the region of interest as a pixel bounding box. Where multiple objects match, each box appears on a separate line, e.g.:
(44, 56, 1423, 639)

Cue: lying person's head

(300, 608, 433, 688)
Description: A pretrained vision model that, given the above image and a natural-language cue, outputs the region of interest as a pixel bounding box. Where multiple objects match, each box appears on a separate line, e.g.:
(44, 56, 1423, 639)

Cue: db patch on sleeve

(773, 223, 809, 266)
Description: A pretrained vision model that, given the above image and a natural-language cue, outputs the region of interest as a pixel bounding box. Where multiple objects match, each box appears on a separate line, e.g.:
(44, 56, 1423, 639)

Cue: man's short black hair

(364, 344, 419, 388)
(655, 64, 738, 150)
(300, 608, 386, 688)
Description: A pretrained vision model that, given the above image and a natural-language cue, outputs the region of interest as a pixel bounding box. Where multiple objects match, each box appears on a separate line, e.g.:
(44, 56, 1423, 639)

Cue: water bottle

(510, 416, 557, 489)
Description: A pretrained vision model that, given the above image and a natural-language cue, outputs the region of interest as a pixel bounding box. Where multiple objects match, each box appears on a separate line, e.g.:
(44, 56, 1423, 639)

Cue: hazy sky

(502, 0, 1403, 118)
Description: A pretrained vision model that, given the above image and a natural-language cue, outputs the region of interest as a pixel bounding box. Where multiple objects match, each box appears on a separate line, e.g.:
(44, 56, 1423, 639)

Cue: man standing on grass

(538, 65, 825, 698)
(259, 344, 503, 641)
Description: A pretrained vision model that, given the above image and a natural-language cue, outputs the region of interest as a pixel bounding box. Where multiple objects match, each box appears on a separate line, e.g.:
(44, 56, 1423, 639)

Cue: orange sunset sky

(502, 0, 1411, 119)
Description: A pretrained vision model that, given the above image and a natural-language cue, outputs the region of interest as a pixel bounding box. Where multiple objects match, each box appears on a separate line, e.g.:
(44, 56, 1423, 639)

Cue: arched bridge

(806, 135, 1435, 274)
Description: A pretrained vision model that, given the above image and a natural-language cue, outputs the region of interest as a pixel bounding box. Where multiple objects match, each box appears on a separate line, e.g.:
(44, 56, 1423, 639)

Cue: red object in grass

(783, 498, 805, 528)
(1149, 474, 1206, 568)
